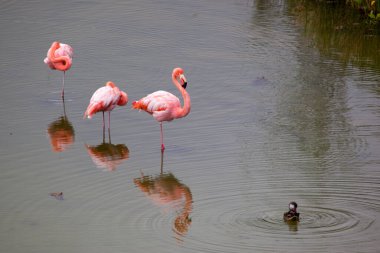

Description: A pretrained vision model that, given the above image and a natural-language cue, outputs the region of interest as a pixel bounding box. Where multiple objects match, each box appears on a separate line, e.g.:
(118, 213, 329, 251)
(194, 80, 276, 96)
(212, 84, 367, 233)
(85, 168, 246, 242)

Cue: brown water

(1, 0, 380, 252)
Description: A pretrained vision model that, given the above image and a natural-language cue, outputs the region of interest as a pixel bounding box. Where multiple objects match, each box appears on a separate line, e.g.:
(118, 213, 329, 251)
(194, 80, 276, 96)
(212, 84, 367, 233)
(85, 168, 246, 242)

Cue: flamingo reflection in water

(85, 143, 129, 171)
(134, 152, 193, 239)
(85, 128, 129, 171)
(47, 99, 75, 152)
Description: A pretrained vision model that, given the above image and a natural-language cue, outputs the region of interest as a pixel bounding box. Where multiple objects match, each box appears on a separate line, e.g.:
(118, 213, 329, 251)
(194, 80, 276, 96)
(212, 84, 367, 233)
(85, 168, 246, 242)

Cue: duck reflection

(286, 221, 299, 232)
(134, 152, 193, 238)
(47, 100, 75, 152)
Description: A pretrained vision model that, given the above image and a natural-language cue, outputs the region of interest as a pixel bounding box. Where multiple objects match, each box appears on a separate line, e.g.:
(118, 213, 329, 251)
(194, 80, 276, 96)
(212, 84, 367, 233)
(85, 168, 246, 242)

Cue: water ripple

(183, 190, 377, 252)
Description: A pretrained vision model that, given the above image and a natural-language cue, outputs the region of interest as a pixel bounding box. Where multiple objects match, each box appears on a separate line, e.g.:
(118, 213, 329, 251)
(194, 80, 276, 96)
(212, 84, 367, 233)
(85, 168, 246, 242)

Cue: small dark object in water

(283, 201, 299, 222)
(252, 76, 268, 86)
(50, 192, 63, 200)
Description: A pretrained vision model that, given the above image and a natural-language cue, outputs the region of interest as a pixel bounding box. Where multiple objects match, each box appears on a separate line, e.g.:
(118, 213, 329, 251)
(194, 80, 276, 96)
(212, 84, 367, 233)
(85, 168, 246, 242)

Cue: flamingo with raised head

(44, 41, 73, 98)
(132, 67, 190, 152)
(84, 81, 128, 133)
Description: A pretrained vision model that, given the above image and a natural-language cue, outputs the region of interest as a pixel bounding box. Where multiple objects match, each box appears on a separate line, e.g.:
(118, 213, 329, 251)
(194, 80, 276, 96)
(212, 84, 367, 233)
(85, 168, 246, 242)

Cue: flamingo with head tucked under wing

(84, 81, 128, 134)
(132, 67, 190, 152)
(44, 41, 73, 99)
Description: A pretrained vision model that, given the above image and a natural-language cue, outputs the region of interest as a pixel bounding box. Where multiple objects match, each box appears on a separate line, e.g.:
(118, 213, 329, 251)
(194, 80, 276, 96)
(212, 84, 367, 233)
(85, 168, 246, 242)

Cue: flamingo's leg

(102, 111, 105, 139)
(61, 71, 65, 99)
(160, 122, 165, 152)
(108, 112, 111, 143)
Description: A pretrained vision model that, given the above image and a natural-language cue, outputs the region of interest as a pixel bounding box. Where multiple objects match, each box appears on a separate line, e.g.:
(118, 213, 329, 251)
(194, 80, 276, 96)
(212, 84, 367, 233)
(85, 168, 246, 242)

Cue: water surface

(1, 0, 380, 252)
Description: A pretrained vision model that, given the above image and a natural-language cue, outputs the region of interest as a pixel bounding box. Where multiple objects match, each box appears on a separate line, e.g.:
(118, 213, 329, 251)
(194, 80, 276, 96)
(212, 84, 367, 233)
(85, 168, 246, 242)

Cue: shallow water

(1, 0, 380, 252)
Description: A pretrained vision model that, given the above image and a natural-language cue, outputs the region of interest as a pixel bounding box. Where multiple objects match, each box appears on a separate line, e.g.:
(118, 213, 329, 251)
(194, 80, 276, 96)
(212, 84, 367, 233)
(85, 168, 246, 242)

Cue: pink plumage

(132, 67, 190, 151)
(44, 41, 73, 98)
(84, 81, 128, 131)
(44, 41, 73, 71)
(135, 90, 182, 122)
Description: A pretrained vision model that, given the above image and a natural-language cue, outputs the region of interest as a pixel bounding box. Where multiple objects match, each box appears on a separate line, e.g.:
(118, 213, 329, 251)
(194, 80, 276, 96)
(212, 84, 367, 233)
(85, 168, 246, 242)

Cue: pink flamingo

(132, 67, 190, 152)
(44, 41, 73, 98)
(84, 81, 128, 134)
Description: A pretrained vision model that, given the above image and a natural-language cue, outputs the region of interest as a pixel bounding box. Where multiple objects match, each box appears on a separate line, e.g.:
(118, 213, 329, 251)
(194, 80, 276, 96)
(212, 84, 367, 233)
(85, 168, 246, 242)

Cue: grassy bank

(326, 0, 380, 23)
(347, 0, 380, 23)
(297, 0, 380, 26)
(288, 0, 380, 71)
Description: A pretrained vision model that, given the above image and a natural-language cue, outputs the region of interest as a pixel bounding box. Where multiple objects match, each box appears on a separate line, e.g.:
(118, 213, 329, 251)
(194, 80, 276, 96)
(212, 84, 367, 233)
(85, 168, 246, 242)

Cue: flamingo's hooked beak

(180, 74, 187, 89)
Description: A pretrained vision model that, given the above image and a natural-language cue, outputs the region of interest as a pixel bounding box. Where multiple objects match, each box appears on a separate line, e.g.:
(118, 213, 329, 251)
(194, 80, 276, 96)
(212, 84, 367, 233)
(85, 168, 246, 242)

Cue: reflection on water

(85, 142, 129, 171)
(47, 100, 75, 152)
(85, 125, 129, 171)
(286, 220, 298, 232)
(47, 116, 75, 152)
(1, 0, 380, 252)
(134, 153, 193, 239)
(289, 0, 380, 71)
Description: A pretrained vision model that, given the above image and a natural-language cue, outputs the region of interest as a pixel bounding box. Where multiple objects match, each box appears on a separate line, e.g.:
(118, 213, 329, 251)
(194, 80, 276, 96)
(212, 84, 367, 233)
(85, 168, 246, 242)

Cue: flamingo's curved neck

(183, 186, 193, 213)
(49, 42, 71, 71)
(172, 74, 191, 118)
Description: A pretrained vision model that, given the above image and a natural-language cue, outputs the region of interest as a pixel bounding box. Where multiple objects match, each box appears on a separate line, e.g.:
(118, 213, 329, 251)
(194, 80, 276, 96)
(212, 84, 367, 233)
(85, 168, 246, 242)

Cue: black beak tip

(182, 82, 187, 89)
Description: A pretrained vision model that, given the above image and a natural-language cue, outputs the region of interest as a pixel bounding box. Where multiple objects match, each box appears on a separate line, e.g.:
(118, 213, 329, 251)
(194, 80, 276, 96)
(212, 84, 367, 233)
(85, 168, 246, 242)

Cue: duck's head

(289, 201, 298, 212)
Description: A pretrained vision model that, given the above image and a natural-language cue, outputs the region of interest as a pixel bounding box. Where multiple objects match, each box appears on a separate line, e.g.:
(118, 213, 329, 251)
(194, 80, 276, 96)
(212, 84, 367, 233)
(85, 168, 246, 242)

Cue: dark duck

(283, 201, 300, 222)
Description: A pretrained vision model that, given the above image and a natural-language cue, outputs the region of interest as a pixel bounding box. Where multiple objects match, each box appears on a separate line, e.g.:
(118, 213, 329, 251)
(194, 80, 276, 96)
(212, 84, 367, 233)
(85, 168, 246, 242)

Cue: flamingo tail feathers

(84, 102, 104, 119)
(132, 101, 147, 111)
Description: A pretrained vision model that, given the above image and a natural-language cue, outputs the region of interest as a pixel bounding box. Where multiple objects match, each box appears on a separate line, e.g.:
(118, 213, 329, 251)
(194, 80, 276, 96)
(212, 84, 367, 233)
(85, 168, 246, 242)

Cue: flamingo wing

(140, 91, 181, 113)
(133, 91, 181, 122)
(56, 43, 73, 59)
(85, 86, 120, 118)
